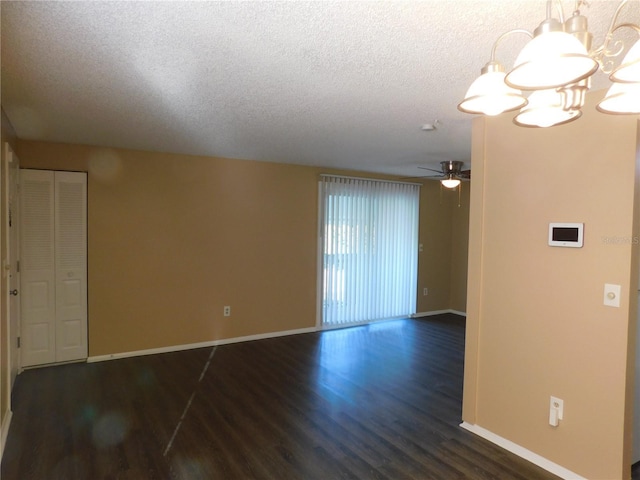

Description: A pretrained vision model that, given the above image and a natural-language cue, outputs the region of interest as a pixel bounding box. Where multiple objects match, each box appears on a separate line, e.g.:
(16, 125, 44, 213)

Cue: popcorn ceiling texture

(2, 1, 637, 176)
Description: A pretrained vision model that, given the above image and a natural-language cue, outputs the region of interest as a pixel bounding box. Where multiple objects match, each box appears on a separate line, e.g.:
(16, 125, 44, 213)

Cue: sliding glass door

(319, 175, 419, 328)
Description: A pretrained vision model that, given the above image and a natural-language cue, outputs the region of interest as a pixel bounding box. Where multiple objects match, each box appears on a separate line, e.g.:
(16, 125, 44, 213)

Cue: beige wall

(463, 92, 639, 479)
(0, 110, 17, 431)
(17, 143, 319, 356)
(450, 185, 470, 313)
(415, 180, 470, 314)
(417, 181, 453, 311)
(16, 140, 465, 358)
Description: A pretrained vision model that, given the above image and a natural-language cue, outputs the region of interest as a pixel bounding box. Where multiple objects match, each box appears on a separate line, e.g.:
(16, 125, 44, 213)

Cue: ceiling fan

(409, 160, 471, 189)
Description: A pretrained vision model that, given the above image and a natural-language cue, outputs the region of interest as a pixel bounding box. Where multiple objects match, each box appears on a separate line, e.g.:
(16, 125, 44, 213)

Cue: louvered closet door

(20, 170, 56, 366)
(20, 170, 87, 367)
(54, 171, 87, 362)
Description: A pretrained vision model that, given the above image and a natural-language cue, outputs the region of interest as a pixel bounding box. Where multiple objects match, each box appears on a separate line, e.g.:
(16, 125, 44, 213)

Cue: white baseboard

(1, 409, 12, 461)
(87, 311, 467, 364)
(460, 422, 586, 480)
(412, 309, 467, 318)
(88, 326, 317, 363)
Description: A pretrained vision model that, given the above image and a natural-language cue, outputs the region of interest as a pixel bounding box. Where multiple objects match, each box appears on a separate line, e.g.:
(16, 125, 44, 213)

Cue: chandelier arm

(596, 23, 640, 73)
(593, 0, 632, 60)
(489, 29, 533, 63)
(606, 0, 631, 36)
(548, 0, 566, 23)
(612, 22, 640, 36)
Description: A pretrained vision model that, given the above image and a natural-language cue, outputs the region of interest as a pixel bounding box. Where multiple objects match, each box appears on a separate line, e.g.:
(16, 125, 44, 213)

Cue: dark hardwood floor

(2, 314, 564, 479)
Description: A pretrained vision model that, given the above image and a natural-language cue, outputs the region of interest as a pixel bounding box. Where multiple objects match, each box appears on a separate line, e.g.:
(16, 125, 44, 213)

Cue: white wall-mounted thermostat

(548, 223, 584, 248)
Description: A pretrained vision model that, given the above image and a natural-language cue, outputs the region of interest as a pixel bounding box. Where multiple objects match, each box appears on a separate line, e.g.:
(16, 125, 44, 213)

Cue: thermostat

(549, 223, 583, 248)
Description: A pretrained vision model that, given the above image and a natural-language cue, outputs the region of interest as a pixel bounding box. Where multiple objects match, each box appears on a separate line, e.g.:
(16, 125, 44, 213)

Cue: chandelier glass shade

(597, 81, 640, 114)
(505, 30, 598, 90)
(458, 67, 528, 116)
(458, 0, 640, 128)
(513, 89, 582, 127)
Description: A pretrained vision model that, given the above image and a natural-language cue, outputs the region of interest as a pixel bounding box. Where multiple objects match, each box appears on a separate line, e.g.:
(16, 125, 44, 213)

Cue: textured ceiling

(2, 1, 638, 176)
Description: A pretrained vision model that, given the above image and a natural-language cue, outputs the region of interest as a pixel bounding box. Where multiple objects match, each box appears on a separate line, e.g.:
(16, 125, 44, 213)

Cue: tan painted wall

(450, 185, 470, 313)
(17, 143, 319, 356)
(16, 140, 464, 358)
(417, 181, 453, 312)
(0, 110, 17, 430)
(415, 181, 470, 314)
(463, 92, 639, 479)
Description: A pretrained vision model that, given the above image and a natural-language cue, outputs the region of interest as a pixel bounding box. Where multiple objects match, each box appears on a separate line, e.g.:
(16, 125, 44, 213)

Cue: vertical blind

(319, 175, 419, 327)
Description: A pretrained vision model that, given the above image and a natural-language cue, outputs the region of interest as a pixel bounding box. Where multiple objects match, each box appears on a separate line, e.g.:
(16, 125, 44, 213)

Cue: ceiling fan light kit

(411, 161, 470, 189)
(441, 175, 462, 189)
(458, 0, 640, 128)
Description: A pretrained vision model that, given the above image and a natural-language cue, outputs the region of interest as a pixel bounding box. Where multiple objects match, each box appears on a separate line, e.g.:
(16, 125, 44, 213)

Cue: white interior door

(54, 172, 87, 362)
(20, 169, 87, 367)
(20, 170, 55, 367)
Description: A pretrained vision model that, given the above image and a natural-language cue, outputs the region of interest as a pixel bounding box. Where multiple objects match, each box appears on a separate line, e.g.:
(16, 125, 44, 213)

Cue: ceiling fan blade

(407, 163, 470, 181)
(399, 175, 444, 180)
(417, 166, 444, 174)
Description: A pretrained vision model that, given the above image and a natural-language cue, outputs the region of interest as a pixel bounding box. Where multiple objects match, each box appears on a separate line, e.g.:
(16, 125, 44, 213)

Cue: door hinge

(17, 337, 20, 348)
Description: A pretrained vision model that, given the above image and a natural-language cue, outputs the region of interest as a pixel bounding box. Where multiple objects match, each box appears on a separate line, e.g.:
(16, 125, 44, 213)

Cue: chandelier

(458, 0, 640, 128)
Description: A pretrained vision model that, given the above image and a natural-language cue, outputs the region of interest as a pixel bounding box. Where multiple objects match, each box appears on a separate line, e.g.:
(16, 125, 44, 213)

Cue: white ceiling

(2, 1, 638, 176)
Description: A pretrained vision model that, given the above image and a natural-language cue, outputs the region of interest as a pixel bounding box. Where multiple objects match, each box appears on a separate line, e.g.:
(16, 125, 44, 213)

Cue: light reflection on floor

(313, 318, 418, 410)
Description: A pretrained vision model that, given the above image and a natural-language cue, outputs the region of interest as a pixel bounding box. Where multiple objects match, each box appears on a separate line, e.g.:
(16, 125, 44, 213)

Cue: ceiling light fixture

(441, 174, 462, 189)
(458, 0, 640, 127)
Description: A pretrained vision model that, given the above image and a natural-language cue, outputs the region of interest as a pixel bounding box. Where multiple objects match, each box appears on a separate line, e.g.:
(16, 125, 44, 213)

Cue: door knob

(9, 289, 17, 296)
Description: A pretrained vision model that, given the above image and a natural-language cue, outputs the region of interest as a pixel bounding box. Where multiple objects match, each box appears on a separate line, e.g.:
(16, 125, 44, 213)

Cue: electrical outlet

(423, 288, 428, 296)
(223, 306, 231, 317)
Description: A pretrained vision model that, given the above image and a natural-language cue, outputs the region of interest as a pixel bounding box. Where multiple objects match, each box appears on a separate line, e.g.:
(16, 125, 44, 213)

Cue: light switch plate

(550, 396, 564, 421)
(604, 283, 621, 308)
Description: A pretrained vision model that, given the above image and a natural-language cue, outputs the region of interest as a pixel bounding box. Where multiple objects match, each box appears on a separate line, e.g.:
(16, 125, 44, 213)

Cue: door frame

(3, 143, 20, 388)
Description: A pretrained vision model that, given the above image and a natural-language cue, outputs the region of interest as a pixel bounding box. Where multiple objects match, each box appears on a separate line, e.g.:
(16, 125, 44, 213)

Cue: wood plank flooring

(2, 314, 564, 479)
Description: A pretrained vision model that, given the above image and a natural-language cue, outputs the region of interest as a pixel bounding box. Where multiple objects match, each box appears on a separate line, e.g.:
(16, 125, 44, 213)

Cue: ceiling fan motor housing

(441, 161, 464, 174)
